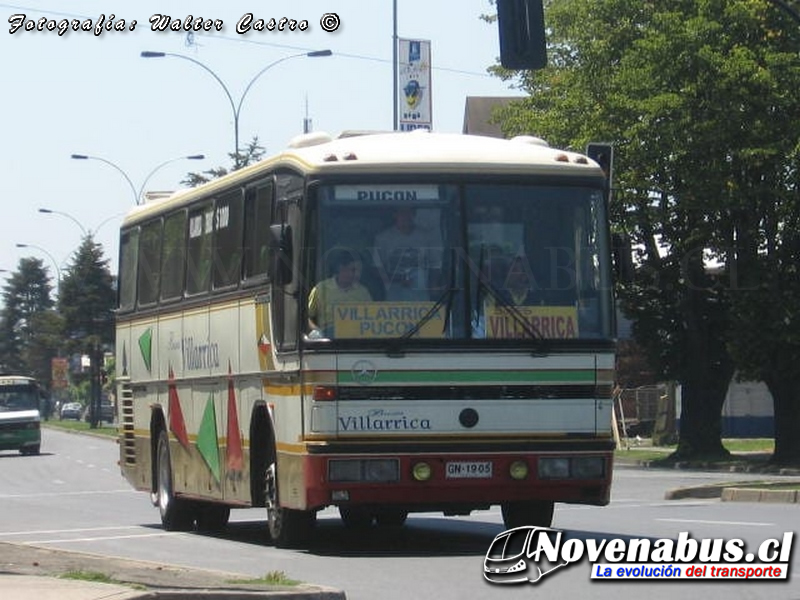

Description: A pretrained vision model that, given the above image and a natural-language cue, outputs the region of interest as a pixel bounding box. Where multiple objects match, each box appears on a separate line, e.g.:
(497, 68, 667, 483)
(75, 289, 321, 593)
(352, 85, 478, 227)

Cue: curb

(665, 482, 800, 503)
(0, 542, 346, 600)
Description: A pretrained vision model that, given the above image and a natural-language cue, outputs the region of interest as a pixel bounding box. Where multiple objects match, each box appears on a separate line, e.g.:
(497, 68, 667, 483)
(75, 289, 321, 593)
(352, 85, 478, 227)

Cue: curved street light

(15, 242, 62, 296)
(38, 207, 126, 238)
(137, 154, 204, 202)
(70, 153, 205, 205)
(141, 49, 333, 168)
(37, 208, 87, 236)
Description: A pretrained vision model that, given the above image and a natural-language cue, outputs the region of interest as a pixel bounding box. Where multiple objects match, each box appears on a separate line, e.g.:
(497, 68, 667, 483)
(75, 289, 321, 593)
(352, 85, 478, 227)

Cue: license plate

(446, 461, 493, 479)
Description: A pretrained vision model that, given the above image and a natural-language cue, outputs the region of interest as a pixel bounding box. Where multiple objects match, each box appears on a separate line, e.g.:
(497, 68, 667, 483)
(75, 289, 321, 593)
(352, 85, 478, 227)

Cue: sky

(1, 0, 523, 287)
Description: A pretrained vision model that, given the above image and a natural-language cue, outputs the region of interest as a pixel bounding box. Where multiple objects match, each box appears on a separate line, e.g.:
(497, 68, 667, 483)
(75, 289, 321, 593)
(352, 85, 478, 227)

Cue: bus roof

(123, 131, 603, 225)
(0, 376, 36, 386)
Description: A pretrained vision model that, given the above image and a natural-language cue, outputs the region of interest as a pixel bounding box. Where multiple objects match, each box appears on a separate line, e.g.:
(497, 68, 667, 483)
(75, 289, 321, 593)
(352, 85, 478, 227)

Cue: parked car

(83, 399, 115, 424)
(59, 402, 83, 421)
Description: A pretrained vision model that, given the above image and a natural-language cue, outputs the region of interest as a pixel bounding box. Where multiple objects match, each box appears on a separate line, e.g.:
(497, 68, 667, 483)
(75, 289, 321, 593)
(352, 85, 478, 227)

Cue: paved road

(1, 428, 798, 600)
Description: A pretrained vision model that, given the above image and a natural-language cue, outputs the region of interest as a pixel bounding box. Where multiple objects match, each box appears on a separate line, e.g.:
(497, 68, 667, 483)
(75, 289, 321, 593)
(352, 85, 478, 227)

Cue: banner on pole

(397, 38, 432, 131)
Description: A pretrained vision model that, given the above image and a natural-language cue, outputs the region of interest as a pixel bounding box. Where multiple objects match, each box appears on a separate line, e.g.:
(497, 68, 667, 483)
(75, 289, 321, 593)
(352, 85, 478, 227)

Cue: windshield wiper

(474, 244, 545, 343)
(396, 284, 459, 342)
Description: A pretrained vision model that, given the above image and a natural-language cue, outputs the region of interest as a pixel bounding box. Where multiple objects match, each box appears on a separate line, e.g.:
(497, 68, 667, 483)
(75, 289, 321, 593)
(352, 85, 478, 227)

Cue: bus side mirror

(611, 233, 634, 284)
(269, 224, 293, 286)
(497, 0, 547, 70)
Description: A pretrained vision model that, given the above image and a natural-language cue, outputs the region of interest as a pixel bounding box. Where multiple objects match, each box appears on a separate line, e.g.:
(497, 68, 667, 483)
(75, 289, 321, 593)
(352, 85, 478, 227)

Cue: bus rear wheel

(155, 429, 195, 531)
(265, 457, 315, 547)
(501, 500, 554, 529)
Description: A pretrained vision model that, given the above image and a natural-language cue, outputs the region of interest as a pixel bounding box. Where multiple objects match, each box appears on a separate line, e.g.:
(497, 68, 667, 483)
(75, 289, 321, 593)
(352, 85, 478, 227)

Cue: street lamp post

(70, 154, 205, 205)
(15, 243, 62, 297)
(38, 208, 125, 238)
(140, 49, 332, 168)
(37, 208, 87, 236)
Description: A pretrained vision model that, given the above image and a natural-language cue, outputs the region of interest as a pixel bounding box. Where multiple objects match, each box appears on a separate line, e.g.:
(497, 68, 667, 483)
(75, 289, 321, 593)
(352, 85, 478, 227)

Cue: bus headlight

(329, 459, 400, 483)
(538, 457, 570, 479)
(571, 457, 605, 479)
(538, 457, 605, 479)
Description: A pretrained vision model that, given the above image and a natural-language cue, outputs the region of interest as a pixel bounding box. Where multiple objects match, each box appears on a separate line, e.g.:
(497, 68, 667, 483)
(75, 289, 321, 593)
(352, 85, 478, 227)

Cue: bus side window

(161, 211, 187, 302)
(243, 180, 274, 281)
(137, 219, 162, 307)
(186, 203, 213, 295)
(118, 228, 140, 312)
(212, 189, 244, 290)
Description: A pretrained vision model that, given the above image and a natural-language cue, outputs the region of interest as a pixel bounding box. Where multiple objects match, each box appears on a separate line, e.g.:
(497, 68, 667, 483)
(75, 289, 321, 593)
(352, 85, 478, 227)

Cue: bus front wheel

(155, 429, 195, 531)
(265, 457, 315, 547)
(501, 500, 555, 529)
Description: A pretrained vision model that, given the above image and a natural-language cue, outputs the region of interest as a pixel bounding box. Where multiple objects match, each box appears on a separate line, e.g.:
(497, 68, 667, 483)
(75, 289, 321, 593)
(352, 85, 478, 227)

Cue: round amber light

(509, 460, 529, 480)
(412, 462, 432, 481)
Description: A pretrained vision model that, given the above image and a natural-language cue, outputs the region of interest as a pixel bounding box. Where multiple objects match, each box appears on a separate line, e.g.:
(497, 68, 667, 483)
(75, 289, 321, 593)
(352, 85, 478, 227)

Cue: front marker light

(412, 462, 432, 481)
(509, 460, 529, 480)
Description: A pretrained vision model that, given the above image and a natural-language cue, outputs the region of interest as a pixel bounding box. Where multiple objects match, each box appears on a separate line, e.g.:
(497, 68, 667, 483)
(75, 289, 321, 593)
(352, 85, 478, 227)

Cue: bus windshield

(305, 181, 612, 343)
(0, 384, 40, 412)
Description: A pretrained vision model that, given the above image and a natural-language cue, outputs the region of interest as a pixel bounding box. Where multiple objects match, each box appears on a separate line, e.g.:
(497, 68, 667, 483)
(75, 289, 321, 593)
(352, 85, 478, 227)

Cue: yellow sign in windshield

(333, 302, 445, 338)
(485, 305, 579, 339)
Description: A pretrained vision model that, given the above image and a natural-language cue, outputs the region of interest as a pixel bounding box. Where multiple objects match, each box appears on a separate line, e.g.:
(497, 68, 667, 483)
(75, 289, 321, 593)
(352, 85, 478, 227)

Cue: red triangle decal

(226, 363, 243, 471)
(168, 366, 190, 449)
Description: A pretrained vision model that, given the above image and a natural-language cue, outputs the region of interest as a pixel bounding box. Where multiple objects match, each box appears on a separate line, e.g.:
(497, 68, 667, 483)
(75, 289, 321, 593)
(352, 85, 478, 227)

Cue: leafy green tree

(181, 136, 266, 187)
(492, 0, 800, 460)
(0, 257, 54, 375)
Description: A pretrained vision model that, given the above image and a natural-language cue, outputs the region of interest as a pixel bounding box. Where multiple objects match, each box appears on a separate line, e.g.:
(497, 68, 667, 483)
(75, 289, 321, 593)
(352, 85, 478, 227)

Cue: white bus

(116, 131, 616, 547)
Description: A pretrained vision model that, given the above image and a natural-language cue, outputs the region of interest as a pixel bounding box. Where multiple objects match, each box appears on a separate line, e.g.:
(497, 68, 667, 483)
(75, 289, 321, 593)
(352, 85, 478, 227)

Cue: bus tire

(375, 509, 408, 528)
(501, 500, 554, 529)
(195, 503, 230, 532)
(339, 507, 373, 529)
(155, 429, 195, 531)
(265, 454, 314, 547)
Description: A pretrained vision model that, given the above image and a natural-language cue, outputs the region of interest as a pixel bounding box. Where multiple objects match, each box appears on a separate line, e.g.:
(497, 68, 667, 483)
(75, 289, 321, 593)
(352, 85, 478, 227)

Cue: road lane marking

(0, 526, 145, 536)
(22, 532, 183, 544)
(656, 518, 774, 527)
(0, 489, 134, 499)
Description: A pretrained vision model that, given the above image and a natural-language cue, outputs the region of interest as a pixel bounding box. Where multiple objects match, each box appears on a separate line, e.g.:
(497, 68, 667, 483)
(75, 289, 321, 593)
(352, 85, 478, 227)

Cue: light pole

(140, 49, 333, 168)
(15, 243, 62, 297)
(38, 208, 126, 238)
(70, 153, 205, 205)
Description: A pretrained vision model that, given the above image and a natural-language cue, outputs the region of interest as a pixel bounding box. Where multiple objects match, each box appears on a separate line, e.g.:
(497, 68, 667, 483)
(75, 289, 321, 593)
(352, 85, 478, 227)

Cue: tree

(58, 235, 115, 351)
(58, 235, 116, 428)
(492, 0, 800, 460)
(0, 257, 54, 375)
(181, 136, 266, 187)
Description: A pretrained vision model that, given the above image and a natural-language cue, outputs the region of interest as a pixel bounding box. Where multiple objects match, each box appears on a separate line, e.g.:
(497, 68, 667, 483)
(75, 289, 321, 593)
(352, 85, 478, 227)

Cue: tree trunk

(672, 267, 734, 460)
(764, 374, 800, 466)
(674, 359, 733, 459)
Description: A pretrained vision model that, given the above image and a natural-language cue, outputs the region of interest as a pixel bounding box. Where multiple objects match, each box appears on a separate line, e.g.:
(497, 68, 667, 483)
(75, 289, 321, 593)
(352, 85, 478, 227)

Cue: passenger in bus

(307, 249, 372, 337)
(496, 254, 537, 306)
(372, 206, 442, 302)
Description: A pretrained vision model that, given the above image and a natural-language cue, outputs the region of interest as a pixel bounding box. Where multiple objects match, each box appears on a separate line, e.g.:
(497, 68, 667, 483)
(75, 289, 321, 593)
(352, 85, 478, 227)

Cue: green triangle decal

(138, 328, 153, 372)
(196, 394, 220, 482)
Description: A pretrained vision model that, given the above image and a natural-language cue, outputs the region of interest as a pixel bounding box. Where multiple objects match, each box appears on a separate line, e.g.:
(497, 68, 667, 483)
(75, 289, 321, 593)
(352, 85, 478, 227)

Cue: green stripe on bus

(337, 370, 595, 385)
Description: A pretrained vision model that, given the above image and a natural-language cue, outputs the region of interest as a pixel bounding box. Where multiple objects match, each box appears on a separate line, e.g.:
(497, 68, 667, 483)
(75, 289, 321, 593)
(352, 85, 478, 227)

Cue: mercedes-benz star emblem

(352, 360, 378, 385)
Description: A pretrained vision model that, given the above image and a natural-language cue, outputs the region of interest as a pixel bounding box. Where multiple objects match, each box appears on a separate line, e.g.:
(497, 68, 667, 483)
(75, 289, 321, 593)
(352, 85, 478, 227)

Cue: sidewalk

(0, 542, 346, 600)
(616, 447, 800, 504)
